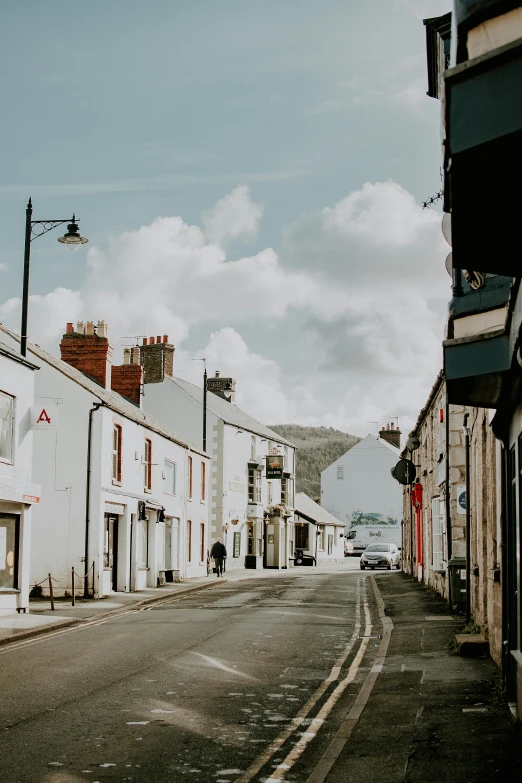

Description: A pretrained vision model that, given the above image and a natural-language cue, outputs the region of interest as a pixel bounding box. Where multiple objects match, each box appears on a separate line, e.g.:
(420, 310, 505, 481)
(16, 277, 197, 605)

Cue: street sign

(266, 454, 284, 479)
(457, 485, 466, 514)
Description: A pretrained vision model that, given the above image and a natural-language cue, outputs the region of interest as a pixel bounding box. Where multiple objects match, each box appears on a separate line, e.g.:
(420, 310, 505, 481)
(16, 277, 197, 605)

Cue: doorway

(104, 515, 119, 592)
(0, 515, 19, 590)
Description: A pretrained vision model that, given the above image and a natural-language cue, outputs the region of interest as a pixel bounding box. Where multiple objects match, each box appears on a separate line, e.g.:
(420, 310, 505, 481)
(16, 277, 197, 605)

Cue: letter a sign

(30, 406, 58, 430)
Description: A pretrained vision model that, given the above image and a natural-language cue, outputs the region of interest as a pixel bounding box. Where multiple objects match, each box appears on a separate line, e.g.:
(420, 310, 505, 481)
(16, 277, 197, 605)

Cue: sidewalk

(0, 561, 356, 647)
(320, 572, 521, 783)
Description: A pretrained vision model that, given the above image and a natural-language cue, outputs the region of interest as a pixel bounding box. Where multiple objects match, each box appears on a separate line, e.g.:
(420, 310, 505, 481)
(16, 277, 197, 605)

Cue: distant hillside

(269, 424, 360, 499)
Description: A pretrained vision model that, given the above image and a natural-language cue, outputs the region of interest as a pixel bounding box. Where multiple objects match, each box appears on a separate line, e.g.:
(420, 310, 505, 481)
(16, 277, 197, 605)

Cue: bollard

(71, 567, 75, 607)
(48, 574, 55, 611)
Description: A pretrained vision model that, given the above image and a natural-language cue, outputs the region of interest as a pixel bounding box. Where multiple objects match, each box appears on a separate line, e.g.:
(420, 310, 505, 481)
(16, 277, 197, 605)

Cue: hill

(269, 424, 360, 499)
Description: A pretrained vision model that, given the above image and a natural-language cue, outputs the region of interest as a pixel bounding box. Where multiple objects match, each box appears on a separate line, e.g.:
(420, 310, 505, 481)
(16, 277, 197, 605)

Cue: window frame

(112, 424, 122, 484)
(188, 456, 193, 500)
(295, 523, 309, 550)
(163, 459, 177, 496)
(0, 390, 15, 464)
(431, 496, 444, 571)
(200, 522, 205, 563)
(337, 465, 344, 480)
(143, 438, 153, 491)
(187, 520, 192, 562)
(201, 461, 206, 502)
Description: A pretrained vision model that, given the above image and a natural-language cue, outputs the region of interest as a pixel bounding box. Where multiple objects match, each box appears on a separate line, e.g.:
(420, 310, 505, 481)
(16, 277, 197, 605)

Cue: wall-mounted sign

(233, 532, 241, 558)
(266, 454, 284, 479)
(457, 485, 466, 514)
(104, 502, 125, 515)
(30, 406, 59, 429)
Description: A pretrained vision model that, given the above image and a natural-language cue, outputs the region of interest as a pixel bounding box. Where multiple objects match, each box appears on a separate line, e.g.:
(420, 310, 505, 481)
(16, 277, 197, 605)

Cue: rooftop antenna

(121, 335, 146, 346)
(367, 420, 378, 436)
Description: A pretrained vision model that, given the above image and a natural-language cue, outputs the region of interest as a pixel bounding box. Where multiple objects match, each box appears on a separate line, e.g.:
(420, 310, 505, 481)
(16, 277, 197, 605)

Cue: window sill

(0, 588, 20, 594)
(112, 479, 122, 487)
(200, 500, 206, 505)
(144, 487, 152, 494)
(0, 458, 14, 466)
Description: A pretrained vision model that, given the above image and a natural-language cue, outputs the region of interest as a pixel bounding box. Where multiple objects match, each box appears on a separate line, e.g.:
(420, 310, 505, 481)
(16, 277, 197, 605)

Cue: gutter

(85, 401, 104, 598)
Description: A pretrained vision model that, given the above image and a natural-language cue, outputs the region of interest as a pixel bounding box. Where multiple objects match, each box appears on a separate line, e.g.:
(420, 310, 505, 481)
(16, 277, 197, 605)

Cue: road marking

(192, 652, 257, 681)
(234, 578, 365, 783)
(304, 575, 394, 783)
(267, 611, 347, 622)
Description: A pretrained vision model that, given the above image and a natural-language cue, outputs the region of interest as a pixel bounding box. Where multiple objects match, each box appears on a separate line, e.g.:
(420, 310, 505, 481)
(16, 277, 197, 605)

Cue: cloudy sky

(0, 0, 451, 438)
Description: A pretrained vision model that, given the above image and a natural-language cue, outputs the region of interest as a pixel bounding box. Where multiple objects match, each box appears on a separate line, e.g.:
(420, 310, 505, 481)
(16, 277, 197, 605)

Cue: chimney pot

(163, 335, 168, 343)
(150, 336, 155, 345)
(123, 348, 131, 365)
(156, 336, 161, 344)
(97, 320, 108, 339)
(76, 321, 85, 335)
(66, 322, 74, 334)
(85, 321, 95, 336)
(215, 371, 220, 378)
(131, 346, 140, 364)
(143, 337, 148, 346)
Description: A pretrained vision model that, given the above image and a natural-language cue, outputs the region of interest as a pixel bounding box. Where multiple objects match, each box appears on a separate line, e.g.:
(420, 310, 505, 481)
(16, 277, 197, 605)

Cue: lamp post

(21, 198, 88, 357)
(191, 358, 207, 452)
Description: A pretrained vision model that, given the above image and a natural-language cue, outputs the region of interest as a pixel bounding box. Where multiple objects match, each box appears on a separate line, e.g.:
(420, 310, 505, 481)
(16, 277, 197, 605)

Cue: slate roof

(0, 326, 208, 457)
(0, 340, 39, 370)
(294, 492, 344, 527)
(164, 376, 295, 447)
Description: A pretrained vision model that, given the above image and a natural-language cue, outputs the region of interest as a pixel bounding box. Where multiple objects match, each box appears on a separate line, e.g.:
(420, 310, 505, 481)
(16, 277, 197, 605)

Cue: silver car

(360, 543, 401, 570)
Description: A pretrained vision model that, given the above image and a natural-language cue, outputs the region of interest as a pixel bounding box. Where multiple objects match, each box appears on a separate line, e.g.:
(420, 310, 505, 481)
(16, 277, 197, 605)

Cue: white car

(360, 543, 401, 570)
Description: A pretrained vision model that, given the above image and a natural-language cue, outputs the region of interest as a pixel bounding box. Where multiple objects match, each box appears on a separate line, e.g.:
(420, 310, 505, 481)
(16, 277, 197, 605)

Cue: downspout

(85, 401, 104, 598)
(463, 412, 471, 624)
(445, 392, 452, 606)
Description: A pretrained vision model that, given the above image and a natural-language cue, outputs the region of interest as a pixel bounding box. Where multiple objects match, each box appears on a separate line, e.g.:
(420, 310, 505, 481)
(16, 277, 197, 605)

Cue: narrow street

(0, 567, 381, 783)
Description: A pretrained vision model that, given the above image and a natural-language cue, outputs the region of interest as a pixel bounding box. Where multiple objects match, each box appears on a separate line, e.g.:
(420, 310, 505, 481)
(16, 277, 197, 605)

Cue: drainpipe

(445, 393, 452, 606)
(85, 401, 104, 598)
(463, 412, 471, 623)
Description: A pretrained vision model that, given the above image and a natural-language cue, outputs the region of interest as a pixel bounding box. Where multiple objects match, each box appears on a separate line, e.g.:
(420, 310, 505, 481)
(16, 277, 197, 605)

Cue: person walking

(210, 538, 227, 577)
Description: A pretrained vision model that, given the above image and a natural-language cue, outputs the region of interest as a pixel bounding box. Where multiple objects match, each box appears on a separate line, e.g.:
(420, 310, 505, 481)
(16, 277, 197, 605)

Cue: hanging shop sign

(30, 406, 59, 429)
(266, 454, 284, 479)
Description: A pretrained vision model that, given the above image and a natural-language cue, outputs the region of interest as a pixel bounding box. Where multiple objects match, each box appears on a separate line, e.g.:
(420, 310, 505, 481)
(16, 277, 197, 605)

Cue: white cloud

(0, 181, 449, 439)
(0, 262, 7, 272)
(202, 185, 263, 245)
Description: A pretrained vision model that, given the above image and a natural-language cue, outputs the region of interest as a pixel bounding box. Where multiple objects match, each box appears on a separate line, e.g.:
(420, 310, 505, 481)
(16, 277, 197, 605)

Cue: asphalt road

(0, 564, 383, 783)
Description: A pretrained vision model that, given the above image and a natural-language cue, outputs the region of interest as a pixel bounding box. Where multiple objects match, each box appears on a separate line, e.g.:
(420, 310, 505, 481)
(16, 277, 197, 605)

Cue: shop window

(0, 391, 14, 463)
(112, 425, 122, 483)
(295, 523, 309, 549)
(0, 515, 18, 589)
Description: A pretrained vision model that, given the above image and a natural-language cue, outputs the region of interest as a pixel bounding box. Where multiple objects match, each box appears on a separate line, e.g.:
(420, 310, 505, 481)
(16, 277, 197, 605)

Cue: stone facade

(139, 336, 174, 384)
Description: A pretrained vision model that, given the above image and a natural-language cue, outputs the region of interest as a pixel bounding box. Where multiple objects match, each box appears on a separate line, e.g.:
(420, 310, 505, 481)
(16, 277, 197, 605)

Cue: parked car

(360, 543, 400, 570)
(344, 539, 354, 556)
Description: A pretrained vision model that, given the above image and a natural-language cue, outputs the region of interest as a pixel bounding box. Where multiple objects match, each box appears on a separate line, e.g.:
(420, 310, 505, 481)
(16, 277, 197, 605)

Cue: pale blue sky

(0, 0, 451, 435)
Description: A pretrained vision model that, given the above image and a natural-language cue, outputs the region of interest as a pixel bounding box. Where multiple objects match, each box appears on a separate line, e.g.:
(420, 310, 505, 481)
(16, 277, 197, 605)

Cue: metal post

(464, 415, 471, 623)
(92, 560, 95, 598)
(71, 567, 75, 607)
(203, 367, 207, 452)
(20, 199, 33, 357)
(48, 573, 55, 611)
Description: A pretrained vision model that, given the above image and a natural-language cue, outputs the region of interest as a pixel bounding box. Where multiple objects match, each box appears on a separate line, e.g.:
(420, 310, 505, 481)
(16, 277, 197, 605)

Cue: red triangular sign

(36, 409, 52, 424)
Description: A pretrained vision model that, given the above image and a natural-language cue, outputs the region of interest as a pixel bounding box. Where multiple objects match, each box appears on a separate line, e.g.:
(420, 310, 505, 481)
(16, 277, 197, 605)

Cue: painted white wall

(321, 435, 402, 531)
(0, 352, 40, 613)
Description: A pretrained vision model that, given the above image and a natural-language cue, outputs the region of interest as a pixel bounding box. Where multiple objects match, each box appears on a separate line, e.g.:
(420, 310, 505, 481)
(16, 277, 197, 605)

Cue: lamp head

(57, 215, 88, 253)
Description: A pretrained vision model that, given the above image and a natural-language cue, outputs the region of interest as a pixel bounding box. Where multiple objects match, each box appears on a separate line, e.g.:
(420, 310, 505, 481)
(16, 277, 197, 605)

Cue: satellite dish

(406, 435, 420, 451)
(445, 251, 453, 277)
(392, 459, 416, 485)
(442, 212, 452, 246)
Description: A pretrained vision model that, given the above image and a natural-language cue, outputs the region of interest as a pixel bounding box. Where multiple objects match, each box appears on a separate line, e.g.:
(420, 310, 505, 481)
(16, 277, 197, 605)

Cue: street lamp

(191, 357, 207, 452)
(21, 198, 88, 356)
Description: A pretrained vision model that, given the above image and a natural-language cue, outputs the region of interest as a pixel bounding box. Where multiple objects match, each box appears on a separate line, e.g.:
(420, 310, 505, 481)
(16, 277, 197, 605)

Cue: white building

(321, 427, 402, 538)
(0, 323, 210, 598)
(0, 341, 41, 614)
(136, 337, 297, 570)
(294, 493, 344, 563)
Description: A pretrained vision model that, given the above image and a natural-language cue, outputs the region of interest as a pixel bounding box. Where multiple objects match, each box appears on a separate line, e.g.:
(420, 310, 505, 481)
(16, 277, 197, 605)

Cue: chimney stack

(206, 371, 236, 403)
(111, 344, 143, 407)
(379, 422, 401, 450)
(60, 320, 113, 389)
(139, 335, 174, 384)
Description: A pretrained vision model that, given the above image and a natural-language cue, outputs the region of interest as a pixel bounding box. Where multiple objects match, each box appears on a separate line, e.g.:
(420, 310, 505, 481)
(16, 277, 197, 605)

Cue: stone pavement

(318, 572, 521, 783)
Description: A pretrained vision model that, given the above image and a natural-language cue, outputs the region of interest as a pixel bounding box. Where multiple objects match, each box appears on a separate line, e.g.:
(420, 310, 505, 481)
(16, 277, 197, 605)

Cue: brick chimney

(379, 422, 401, 450)
(206, 370, 236, 403)
(111, 346, 143, 407)
(60, 321, 113, 389)
(139, 335, 174, 384)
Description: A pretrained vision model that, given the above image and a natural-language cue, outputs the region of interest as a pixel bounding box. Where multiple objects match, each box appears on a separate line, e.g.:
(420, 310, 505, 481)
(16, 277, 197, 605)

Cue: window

(112, 425, 122, 483)
(187, 520, 192, 562)
(319, 526, 325, 551)
(0, 515, 18, 589)
(0, 391, 14, 462)
(295, 523, 309, 549)
(164, 460, 176, 495)
(337, 466, 344, 480)
(251, 435, 256, 460)
(248, 466, 262, 503)
(138, 519, 148, 568)
(200, 523, 205, 563)
(144, 438, 152, 490)
(188, 456, 193, 499)
(281, 478, 294, 508)
(431, 497, 444, 571)
(201, 461, 206, 501)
